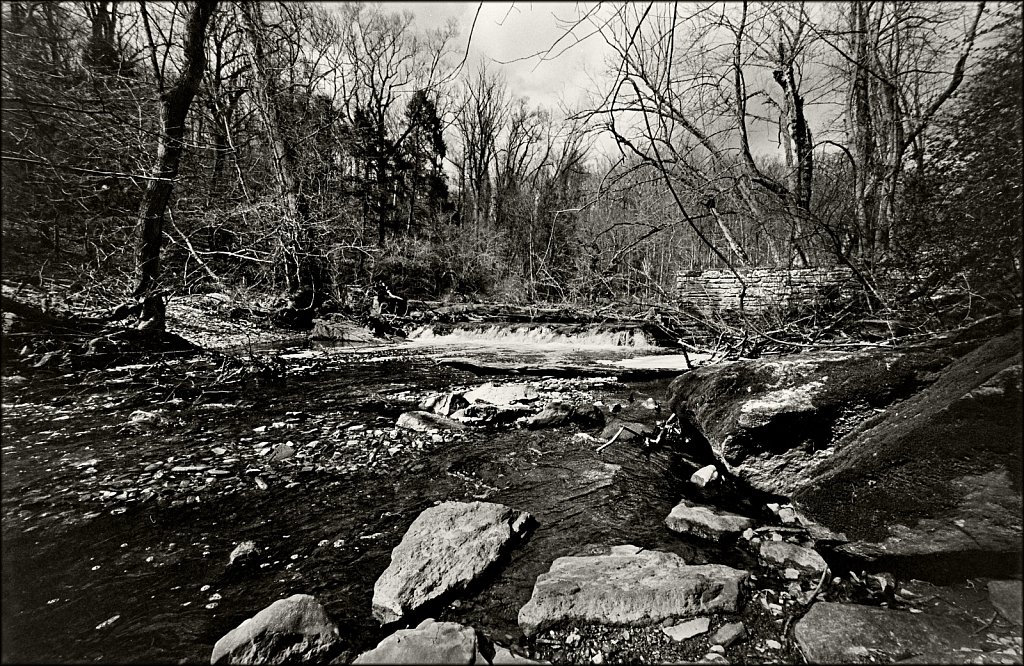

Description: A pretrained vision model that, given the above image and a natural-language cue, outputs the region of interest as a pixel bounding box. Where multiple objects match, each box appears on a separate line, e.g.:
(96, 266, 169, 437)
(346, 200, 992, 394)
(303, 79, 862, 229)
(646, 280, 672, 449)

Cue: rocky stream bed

(1, 292, 1021, 664)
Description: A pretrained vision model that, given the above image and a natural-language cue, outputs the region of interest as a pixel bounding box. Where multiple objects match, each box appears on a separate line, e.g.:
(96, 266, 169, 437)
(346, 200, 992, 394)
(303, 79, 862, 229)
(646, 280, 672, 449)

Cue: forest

(1, 0, 1020, 337)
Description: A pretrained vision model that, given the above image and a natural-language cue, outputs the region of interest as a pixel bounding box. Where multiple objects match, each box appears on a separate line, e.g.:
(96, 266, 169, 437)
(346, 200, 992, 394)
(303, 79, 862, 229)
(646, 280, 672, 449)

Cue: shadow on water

(1, 343, 750, 663)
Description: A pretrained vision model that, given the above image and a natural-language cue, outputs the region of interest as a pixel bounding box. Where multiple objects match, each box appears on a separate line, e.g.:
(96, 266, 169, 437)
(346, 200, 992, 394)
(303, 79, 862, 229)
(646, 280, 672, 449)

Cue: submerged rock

(396, 410, 467, 432)
(352, 618, 485, 664)
(210, 593, 340, 664)
(664, 499, 755, 541)
(793, 601, 987, 663)
(372, 501, 534, 624)
(517, 545, 748, 636)
(227, 541, 259, 569)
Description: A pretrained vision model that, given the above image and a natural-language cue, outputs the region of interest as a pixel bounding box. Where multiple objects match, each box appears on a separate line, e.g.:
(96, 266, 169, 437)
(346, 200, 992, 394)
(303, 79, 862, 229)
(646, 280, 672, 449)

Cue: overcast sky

(381, 1, 858, 162)
(390, 2, 609, 111)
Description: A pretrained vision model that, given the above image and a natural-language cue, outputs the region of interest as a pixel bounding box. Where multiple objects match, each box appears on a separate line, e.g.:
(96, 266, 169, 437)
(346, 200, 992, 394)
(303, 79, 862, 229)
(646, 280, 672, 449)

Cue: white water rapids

(406, 323, 657, 348)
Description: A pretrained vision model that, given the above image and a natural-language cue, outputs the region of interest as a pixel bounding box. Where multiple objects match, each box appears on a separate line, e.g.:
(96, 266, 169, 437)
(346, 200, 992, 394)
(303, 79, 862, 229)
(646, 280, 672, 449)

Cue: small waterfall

(407, 323, 658, 348)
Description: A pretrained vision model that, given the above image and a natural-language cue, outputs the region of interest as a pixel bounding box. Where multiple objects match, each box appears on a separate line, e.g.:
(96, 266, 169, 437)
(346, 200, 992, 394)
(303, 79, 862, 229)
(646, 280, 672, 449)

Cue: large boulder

(210, 594, 340, 664)
(664, 499, 755, 541)
(793, 602, 987, 663)
(792, 328, 1022, 571)
(517, 544, 748, 636)
(372, 501, 535, 624)
(667, 342, 960, 495)
(352, 619, 485, 664)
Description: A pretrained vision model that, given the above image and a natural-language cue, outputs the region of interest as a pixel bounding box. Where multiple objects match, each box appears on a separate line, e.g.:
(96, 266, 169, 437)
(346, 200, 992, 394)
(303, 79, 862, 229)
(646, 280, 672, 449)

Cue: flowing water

(1, 328, 744, 664)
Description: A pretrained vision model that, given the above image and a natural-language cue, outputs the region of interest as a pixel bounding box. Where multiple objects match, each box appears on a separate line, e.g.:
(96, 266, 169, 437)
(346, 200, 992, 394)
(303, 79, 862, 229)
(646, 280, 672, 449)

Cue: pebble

(170, 465, 209, 473)
(765, 639, 782, 650)
(690, 464, 719, 487)
(269, 443, 295, 461)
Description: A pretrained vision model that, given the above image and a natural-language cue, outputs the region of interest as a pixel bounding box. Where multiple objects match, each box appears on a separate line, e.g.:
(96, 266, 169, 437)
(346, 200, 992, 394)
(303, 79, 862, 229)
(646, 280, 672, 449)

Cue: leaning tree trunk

(238, 1, 328, 308)
(134, 1, 218, 331)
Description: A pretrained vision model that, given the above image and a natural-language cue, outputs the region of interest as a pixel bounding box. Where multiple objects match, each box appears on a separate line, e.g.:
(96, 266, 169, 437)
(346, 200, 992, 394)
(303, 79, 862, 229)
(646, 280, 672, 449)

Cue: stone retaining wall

(675, 266, 857, 312)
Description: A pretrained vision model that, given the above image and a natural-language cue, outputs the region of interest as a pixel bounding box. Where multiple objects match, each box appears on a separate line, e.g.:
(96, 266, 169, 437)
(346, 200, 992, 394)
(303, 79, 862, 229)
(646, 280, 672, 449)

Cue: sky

(389, 2, 610, 112)
(388, 1, 797, 160)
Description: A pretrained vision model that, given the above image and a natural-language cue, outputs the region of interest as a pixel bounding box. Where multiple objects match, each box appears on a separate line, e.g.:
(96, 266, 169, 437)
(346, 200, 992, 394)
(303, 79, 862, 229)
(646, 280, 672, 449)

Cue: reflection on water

(1, 336, 733, 664)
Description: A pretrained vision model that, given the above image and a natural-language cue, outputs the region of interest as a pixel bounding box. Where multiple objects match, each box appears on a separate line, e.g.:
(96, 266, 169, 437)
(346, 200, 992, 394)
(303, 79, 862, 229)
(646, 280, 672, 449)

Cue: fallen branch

(596, 426, 624, 453)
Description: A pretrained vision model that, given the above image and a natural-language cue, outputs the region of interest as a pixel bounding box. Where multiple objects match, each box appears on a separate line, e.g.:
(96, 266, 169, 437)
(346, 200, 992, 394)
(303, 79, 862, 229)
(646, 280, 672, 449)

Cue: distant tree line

(1, 1, 1020, 330)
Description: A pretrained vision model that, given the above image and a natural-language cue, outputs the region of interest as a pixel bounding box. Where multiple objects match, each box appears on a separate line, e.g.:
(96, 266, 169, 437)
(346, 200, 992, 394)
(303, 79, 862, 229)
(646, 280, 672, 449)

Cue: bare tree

(134, 0, 218, 330)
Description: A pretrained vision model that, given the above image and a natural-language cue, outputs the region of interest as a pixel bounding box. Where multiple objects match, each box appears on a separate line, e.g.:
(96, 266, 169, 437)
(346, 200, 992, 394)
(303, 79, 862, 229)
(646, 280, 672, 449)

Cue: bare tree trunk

(239, 1, 327, 305)
(134, 1, 218, 330)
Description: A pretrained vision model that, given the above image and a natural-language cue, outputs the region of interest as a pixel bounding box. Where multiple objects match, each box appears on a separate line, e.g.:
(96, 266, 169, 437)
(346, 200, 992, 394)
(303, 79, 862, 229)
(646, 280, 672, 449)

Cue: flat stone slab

(352, 619, 485, 664)
(794, 602, 987, 663)
(989, 580, 1023, 625)
(665, 499, 755, 540)
(211, 594, 339, 664)
(372, 501, 534, 624)
(517, 545, 748, 636)
(464, 383, 539, 406)
(662, 617, 711, 641)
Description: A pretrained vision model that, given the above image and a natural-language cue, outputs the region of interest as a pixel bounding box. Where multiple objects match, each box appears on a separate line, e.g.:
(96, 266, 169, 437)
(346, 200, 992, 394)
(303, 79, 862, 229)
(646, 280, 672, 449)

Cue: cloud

(390, 1, 609, 110)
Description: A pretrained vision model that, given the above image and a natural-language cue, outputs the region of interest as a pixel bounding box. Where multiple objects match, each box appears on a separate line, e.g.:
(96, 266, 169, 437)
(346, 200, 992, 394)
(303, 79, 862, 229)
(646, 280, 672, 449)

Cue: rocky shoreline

(3, 284, 1020, 663)
(206, 321, 1022, 665)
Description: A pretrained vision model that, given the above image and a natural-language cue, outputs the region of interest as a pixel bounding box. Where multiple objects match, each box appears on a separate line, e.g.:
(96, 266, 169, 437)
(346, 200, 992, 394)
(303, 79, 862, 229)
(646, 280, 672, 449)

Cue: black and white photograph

(1, 1, 1021, 663)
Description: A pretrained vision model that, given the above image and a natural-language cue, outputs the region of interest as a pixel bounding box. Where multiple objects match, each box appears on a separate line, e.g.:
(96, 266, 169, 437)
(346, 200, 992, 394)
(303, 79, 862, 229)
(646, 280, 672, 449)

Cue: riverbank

(2, 282, 1021, 664)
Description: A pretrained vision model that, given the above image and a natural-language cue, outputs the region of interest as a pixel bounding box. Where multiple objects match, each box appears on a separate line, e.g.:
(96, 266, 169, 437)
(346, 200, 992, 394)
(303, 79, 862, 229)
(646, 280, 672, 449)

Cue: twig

(972, 611, 999, 635)
(804, 567, 830, 605)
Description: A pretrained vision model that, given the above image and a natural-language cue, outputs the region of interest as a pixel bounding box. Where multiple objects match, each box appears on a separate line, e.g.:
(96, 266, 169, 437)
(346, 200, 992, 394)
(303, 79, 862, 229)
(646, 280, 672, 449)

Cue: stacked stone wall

(675, 266, 857, 313)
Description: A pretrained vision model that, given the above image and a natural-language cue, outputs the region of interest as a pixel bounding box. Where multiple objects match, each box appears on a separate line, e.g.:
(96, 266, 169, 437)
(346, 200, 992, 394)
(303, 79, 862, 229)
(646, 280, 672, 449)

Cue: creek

(1, 328, 750, 664)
